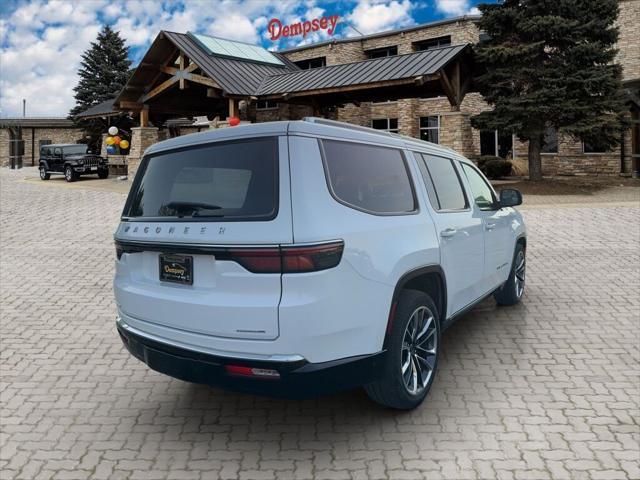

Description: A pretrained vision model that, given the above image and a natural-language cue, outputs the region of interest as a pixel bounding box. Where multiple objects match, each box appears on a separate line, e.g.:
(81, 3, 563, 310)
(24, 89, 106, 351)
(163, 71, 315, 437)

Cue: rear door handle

(440, 228, 457, 238)
(485, 222, 497, 230)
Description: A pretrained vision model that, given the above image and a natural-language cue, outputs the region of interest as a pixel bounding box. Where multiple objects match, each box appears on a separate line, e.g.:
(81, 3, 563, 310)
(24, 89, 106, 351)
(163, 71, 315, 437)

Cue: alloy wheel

(401, 306, 437, 395)
(515, 250, 525, 298)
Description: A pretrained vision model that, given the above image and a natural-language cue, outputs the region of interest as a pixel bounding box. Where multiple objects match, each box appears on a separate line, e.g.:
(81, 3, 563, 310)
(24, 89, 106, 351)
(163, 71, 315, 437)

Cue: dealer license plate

(159, 254, 193, 285)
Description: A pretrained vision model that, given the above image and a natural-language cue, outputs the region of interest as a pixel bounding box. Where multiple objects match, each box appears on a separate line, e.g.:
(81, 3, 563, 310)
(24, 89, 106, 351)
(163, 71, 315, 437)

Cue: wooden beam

(139, 76, 178, 103)
(439, 69, 458, 110)
(119, 100, 142, 110)
(184, 73, 221, 89)
(159, 63, 198, 76)
(140, 106, 149, 127)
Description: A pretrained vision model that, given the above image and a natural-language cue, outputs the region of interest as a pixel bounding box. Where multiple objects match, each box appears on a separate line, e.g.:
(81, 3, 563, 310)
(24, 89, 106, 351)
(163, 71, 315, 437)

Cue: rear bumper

(117, 324, 385, 398)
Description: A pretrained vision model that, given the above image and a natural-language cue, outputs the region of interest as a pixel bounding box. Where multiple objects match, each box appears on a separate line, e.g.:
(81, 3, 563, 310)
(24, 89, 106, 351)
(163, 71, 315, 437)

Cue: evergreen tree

(70, 25, 131, 150)
(471, 0, 627, 180)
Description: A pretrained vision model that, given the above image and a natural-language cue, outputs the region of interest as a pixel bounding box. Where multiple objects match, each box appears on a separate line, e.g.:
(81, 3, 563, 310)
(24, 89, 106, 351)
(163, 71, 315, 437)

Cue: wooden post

(228, 98, 238, 118)
(140, 106, 149, 127)
(179, 54, 186, 90)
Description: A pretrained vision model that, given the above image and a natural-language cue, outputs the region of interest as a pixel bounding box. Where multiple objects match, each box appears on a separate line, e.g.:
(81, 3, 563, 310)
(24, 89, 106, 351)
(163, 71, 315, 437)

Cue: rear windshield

(124, 137, 278, 221)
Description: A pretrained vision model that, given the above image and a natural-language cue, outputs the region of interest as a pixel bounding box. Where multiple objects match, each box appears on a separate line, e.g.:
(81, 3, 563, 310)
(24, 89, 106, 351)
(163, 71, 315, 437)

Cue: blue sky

(0, 0, 493, 117)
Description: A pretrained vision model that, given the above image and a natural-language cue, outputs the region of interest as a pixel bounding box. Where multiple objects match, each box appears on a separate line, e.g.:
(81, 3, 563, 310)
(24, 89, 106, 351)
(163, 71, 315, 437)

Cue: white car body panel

(113, 119, 527, 369)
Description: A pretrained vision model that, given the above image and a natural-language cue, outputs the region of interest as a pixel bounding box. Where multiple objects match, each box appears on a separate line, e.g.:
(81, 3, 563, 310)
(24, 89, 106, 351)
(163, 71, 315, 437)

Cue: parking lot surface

(1, 168, 639, 480)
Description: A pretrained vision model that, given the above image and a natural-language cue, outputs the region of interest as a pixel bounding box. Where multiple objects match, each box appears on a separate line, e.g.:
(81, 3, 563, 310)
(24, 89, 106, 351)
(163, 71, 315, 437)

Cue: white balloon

(108, 126, 118, 136)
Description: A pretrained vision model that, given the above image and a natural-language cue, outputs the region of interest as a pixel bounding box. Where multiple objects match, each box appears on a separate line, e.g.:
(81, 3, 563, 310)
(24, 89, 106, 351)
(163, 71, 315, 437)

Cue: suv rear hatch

(114, 136, 291, 340)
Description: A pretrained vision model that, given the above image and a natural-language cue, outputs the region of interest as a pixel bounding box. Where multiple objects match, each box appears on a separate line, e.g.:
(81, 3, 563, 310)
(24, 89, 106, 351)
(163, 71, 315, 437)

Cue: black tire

(64, 165, 77, 182)
(97, 168, 109, 179)
(494, 243, 526, 306)
(365, 289, 440, 410)
(39, 167, 50, 180)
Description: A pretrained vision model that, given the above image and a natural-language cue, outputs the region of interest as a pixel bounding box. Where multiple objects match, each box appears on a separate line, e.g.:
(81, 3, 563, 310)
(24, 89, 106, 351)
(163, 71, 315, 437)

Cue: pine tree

(471, 0, 628, 181)
(70, 25, 131, 149)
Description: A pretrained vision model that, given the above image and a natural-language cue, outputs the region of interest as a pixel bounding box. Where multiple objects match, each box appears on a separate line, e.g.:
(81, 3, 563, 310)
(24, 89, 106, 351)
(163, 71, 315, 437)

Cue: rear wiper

(165, 201, 222, 212)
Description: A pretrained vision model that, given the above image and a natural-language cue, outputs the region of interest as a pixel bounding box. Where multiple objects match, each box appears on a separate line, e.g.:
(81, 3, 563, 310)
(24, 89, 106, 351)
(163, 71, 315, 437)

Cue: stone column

(439, 112, 474, 157)
(398, 99, 419, 138)
(100, 133, 108, 157)
(127, 127, 159, 179)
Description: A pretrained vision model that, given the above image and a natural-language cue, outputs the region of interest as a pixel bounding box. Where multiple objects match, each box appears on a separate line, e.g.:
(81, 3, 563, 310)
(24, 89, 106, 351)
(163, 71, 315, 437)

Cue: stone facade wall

(0, 127, 84, 167)
(127, 127, 159, 179)
(284, 18, 480, 65)
(617, 0, 640, 82)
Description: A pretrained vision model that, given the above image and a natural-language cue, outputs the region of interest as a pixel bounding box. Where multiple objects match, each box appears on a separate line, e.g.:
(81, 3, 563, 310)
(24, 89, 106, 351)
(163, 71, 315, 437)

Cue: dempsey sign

(268, 15, 340, 41)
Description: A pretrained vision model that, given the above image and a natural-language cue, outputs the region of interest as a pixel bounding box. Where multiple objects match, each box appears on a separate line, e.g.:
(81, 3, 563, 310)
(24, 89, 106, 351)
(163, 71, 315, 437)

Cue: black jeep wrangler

(39, 144, 109, 182)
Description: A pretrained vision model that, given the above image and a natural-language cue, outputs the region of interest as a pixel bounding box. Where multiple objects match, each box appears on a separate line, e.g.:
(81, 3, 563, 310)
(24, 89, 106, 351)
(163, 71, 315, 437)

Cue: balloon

(106, 145, 117, 154)
(108, 126, 118, 136)
(105, 136, 115, 145)
(113, 136, 121, 145)
(119, 139, 129, 149)
(229, 116, 240, 126)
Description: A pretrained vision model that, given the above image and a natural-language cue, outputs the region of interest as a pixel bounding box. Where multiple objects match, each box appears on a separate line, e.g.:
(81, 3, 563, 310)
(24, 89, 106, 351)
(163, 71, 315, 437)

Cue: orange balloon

(113, 136, 121, 145)
(229, 117, 240, 126)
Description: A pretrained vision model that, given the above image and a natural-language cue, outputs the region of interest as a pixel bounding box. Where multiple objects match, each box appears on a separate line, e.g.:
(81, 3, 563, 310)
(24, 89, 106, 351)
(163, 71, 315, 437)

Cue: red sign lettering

(268, 15, 340, 41)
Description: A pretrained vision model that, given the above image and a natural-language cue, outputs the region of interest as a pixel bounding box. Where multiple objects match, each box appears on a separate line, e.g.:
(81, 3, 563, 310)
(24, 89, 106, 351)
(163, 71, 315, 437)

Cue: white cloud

(0, 0, 434, 117)
(346, 0, 414, 36)
(435, 0, 479, 16)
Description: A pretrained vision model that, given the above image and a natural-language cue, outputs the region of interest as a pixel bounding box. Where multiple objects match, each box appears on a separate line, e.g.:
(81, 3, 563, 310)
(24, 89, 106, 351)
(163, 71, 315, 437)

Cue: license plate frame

(159, 254, 193, 285)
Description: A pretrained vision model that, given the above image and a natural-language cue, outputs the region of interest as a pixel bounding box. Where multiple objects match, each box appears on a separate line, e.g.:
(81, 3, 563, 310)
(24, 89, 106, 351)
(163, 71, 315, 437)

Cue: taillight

(227, 248, 281, 273)
(282, 242, 344, 273)
(227, 241, 344, 273)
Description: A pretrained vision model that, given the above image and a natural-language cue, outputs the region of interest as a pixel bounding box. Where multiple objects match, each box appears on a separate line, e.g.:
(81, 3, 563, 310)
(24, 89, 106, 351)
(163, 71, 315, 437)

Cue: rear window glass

(321, 140, 416, 214)
(124, 137, 278, 221)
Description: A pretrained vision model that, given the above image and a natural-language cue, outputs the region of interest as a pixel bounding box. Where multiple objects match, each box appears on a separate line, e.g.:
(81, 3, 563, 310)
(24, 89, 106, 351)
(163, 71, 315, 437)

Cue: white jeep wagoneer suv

(114, 118, 526, 410)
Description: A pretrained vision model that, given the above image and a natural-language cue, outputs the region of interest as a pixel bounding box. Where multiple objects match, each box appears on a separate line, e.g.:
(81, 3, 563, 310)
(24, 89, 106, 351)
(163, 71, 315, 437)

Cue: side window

(413, 152, 440, 209)
(422, 155, 468, 211)
(461, 163, 497, 211)
(54, 147, 62, 156)
(321, 140, 416, 214)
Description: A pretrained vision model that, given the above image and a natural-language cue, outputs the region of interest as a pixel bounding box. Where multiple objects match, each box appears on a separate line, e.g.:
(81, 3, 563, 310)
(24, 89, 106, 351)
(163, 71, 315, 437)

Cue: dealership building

(2, 0, 639, 177)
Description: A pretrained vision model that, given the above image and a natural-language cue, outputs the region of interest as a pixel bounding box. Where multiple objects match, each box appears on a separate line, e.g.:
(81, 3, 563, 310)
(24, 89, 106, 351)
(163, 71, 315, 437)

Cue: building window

(372, 118, 398, 133)
(294, 57, 326, 70)
(541, 126, 558, 154)
(39, 139, 52, 150)
(419, 116, 440, 144)
(413, 36, 451, 51)
(365, 46, 398, 59)
(583, 137, 610, 154)
(256, 100, 278, 110)
(480, 130, 513, 158)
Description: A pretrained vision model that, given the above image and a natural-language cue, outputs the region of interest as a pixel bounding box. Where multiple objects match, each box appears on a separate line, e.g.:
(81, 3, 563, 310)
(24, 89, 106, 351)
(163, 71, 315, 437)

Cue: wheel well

(517, 236, 527, 248)
(403, 272, 445, 320)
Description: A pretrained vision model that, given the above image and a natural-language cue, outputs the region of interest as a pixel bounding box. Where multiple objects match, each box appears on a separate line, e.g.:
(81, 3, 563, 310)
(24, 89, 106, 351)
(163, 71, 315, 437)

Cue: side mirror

(499, 188, 522, 208)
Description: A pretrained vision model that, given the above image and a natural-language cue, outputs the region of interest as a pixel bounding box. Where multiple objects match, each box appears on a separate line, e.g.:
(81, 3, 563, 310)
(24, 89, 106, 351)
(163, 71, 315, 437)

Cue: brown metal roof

(162, 32, 292, 95)
(0, 117, 75, 128)
(257, 44, 468, 96)
(75, 98, 118, 119)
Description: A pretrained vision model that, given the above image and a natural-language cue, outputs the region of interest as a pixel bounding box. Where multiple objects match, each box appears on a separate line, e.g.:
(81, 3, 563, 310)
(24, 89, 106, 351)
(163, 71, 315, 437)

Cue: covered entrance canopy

(114, 30, 476, 124)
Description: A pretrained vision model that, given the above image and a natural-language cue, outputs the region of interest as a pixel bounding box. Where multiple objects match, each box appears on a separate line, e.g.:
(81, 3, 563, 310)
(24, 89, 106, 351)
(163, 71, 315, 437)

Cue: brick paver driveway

(1, 168, 639, 480)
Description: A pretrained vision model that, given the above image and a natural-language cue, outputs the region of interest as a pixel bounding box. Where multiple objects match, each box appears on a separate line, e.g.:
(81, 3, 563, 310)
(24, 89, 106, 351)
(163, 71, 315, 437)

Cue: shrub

(481, 158, 513, 179)
(477, 155, 501, 170)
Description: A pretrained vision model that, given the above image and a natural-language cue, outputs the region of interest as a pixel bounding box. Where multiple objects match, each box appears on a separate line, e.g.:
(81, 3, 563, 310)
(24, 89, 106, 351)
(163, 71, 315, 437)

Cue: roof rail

(302, 116, 451, 151)
(303, 117, 395, 137)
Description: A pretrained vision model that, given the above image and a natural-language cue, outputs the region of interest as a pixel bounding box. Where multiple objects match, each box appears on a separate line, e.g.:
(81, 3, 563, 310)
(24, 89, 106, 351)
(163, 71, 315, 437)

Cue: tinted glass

(423, 155, 467, 210)
(322, 140, 415, 214)
(125, 138, 278, 221)
(461, 164, 496, 210)
(542, 126, 558, 154)
(64, 145, 88, 155)
(414, 153, 439, 209)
